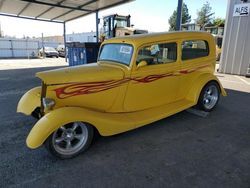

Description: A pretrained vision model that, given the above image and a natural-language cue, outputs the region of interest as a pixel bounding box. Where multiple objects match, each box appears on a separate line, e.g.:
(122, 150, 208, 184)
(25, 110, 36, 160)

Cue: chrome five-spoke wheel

(45, 122, 94, 159)
(197, 82, 220, 112)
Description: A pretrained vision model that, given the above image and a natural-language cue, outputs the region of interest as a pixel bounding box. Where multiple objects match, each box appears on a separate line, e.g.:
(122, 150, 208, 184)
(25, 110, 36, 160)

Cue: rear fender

(26, 107, 134, 149)
(186, 73, 227, 103)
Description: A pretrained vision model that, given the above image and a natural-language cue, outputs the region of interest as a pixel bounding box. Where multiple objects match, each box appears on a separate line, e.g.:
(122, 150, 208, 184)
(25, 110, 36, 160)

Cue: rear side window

(182, 40, 209, 60)
(137, 42, 177, 65)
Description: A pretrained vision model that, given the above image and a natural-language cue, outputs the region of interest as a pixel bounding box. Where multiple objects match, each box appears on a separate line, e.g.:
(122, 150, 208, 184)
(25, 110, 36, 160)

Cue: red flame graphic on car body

(54, 79, 130, 99)
(54, 65, 210, 99)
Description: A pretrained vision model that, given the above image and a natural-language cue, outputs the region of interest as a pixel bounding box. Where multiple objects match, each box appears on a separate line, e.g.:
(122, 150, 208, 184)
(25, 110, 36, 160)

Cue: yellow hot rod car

(17, 32, 226, 158)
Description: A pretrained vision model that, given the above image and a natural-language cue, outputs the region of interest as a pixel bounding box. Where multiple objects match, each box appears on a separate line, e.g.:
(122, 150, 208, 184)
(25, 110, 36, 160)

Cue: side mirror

(137, 60, 147, 69)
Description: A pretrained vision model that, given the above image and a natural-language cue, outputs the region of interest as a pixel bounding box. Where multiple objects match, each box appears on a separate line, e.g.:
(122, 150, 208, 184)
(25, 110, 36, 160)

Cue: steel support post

(63, 22, 67, 62)
(96, 10, 99, 43)
(176, 0, 183, 31)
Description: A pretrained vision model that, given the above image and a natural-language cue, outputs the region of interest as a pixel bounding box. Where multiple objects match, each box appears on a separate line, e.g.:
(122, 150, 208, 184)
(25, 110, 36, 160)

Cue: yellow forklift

(101, 14, 148, 41)
(67, 14, 148, 66)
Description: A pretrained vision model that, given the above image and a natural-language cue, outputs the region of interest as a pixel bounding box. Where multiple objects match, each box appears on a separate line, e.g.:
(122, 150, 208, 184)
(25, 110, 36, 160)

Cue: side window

(182, 40, 209, 60)
(137, 42, 177, 65)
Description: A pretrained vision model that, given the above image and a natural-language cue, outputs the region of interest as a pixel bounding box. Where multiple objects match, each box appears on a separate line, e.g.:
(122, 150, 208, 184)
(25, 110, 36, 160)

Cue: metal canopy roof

(0, 0, 133, 23)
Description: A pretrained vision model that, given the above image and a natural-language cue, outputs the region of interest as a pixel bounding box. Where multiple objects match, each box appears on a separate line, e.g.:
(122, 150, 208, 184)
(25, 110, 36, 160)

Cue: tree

(168, 3, 191, 31)
(212, 18, 225, 27)
(196, 1, 214, 29)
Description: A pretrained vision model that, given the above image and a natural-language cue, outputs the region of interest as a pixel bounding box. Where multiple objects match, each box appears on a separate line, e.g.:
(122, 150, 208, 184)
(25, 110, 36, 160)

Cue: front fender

(186, 73, 227, 103)
(17, 87, 41, 115)
(26, 107, 134, 149)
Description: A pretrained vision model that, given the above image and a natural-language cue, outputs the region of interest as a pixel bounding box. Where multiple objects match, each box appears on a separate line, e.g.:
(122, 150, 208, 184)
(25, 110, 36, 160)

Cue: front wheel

(197, 82, 220, 112)
(45, 122, 94, 159)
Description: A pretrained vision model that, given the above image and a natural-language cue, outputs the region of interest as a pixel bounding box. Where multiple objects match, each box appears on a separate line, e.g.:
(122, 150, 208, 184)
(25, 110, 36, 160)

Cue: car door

(124, 41, 181, 112)
(179, 39, 211, 99)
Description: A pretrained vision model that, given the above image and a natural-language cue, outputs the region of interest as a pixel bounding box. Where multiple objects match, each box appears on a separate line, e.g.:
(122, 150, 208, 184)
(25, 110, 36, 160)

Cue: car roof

(103, 31, 213, 47)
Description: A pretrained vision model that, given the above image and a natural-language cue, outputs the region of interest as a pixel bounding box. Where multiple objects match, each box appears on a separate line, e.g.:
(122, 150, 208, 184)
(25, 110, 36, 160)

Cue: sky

(0, 0, 228, 38)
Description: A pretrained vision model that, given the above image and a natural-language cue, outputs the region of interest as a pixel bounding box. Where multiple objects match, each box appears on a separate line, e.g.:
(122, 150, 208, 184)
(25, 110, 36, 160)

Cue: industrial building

(181, 23, 224, 36)
(219, 0, 250, 76)
(37, 32, 96, 43)
(0, 31, 96, 58)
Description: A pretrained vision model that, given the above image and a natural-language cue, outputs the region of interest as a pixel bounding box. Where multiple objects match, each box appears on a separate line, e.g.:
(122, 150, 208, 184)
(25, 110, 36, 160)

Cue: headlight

(42, 98, 55, 110)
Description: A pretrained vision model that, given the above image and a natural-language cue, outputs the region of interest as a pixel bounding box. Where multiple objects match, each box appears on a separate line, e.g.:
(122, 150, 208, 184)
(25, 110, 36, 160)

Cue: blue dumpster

(67, 42, 101, 66)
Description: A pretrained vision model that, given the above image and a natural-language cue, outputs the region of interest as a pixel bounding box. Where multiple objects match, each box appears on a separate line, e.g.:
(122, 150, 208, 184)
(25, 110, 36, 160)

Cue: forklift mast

(103, 14, 131, 39)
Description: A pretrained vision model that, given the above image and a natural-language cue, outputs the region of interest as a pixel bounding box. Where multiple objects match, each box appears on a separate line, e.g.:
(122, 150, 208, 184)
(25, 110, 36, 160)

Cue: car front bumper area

(17, 86, 41, 116)
(45, 52, 58, 57)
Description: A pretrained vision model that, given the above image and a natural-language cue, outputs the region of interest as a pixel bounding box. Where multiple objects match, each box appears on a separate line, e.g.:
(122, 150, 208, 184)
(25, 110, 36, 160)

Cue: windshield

(114, 18, 127, 27)
(99, 43, 133, 66)
(45, 47, 56, 51)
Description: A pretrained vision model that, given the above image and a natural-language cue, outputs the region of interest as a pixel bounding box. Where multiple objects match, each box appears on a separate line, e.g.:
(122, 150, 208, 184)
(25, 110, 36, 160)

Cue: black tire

(216, 53, 221, 61)
(45, 122, 94, 159)
(31, 107, 41, 119)
(197, 81, 220, 112)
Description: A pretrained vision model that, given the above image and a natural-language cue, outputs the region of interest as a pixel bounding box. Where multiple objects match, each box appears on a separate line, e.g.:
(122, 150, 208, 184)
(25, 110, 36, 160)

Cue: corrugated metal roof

(0, 0, 134, 23)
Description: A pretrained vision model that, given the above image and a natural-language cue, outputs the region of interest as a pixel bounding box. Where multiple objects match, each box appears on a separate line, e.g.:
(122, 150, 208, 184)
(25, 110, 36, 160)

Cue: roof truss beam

(35, 0, 66, 18)
(17, 2, 31, 16)
(51, 0, 97, 21)
(65, 0, 131, 22)
(0, 12, 64, 24)
(0, 0, 6, 11)
(20, 0, 92, 12)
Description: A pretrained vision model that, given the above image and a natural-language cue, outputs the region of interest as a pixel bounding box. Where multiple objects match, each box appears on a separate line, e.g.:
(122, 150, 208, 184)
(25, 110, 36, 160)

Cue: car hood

(36, 63, 125, 85)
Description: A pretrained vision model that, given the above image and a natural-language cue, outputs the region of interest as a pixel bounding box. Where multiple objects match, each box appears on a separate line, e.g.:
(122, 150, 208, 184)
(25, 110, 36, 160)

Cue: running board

(125, 99, 195, 128)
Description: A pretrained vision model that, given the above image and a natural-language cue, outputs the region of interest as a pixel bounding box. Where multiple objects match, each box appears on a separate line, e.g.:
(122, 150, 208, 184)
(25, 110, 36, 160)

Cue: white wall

(66, 32, 96, 43)
(0, 38, 60, 58)
(219, 0, 250, 76)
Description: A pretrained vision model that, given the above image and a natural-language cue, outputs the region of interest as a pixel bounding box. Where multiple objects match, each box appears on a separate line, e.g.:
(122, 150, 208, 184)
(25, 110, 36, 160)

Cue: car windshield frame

(98, 43, 134, 66)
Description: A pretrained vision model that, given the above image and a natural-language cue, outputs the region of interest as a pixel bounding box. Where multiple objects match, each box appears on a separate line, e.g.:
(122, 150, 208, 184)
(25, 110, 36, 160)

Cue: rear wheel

(197, 82, 220, 112)
(45, 122, 94, 159)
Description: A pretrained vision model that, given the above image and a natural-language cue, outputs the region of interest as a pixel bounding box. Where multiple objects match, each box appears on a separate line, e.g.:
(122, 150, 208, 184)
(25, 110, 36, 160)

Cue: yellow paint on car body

(17, 31, 227, 149)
